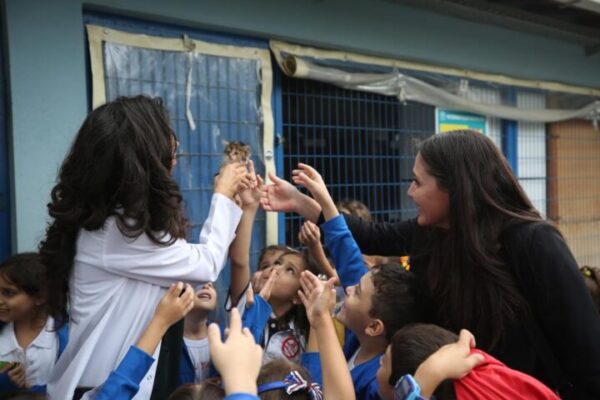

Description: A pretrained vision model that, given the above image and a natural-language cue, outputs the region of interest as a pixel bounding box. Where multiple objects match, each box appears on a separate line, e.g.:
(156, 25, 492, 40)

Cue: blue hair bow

(257, 370, 323, 400)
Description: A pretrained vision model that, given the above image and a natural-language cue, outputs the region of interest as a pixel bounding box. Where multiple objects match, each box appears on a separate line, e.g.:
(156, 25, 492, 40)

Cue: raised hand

(134, 282, 195, 357)
(298, 270, 337, 326)
(250, 270, 264, 294)
(153, 282, 195, 329)
(298, 220, 321, 248)
(258, 268, 278, 301)
(208, 308, 263, 395)
(292, 163, 327, 200)
(215, 162, 254, 201)
(260, 171, 303, 213)
(292, 163, 338, 221)
(238, 160, 263, 209)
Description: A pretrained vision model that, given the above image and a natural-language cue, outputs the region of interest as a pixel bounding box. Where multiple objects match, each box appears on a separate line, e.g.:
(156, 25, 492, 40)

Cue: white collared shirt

(46, 193, 242, 400)
(0, 317, 59, 387)
(183, 337, 211, 382)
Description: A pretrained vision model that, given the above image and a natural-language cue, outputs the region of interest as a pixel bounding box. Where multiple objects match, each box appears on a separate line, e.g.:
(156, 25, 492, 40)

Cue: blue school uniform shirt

(0, 321, 68, 394)
(241, 292, 307, 364)
(178, 320, 221, 385)
(179, 301, 272, 386)
(95, 345, 262, 400)
(301, 215, 382, 400)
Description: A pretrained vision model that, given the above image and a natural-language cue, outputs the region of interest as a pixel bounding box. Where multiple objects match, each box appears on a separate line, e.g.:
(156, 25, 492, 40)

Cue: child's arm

(293, 164, 367, 288)
(261, 171, 322, 222)
(298, 220, 339, 283)
(136, 282, 194, 355)
(292, 163, 338, 221)
(298, 271, 356, 400)
(411, 329, 484, 398)
(215, 161, 255, 201)
(94, 282, 194, 400)
(208, 308, 263, 396)
(241, 269, 277, 344)
(229, 160, 263, 307)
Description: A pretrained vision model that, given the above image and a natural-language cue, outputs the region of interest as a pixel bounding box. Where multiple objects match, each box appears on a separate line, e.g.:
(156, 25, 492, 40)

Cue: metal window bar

(102, 42, 267, 271)
(281, 75, 434, 248)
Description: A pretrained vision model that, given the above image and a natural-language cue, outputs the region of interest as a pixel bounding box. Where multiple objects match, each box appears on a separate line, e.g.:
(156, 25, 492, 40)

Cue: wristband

(394, 374, 423, 400)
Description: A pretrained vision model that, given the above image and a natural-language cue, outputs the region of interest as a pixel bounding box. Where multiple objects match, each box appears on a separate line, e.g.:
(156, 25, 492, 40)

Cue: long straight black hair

(418, 130, 542, 350)
(39, 96, 188, 327)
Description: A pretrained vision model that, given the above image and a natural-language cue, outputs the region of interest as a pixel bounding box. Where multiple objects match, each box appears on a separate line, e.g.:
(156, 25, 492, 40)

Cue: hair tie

(257, 370, 323, 400)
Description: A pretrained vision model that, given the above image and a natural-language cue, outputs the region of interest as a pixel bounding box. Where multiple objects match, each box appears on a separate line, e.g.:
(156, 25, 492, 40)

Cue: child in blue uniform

(179, 161, 263, 386)
(263, 164, 425, 400)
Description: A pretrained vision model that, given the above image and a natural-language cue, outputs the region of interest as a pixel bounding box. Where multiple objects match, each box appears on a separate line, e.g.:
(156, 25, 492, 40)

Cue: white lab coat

(47, 193, 242, 399)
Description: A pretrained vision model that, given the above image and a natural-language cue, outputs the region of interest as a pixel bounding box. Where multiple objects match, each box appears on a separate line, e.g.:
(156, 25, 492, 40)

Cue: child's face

(262, 253, 304, 302)
(0, 274, 40, 323)
(192, 282, 218, 312)
(259, 249, 285, 271)
(337, 271, 376, 334)
(376, 345, 394, 400)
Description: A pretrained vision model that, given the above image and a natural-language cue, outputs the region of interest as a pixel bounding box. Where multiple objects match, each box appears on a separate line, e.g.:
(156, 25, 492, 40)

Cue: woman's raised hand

(260, 171, 303, 213)
(215, 162, 254, 201)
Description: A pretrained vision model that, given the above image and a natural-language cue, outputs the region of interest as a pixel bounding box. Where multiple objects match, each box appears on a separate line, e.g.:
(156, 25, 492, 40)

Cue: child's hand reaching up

(298, 220, 321, 248)
(292, 163, 338, 221)
(261, 171, 322, 222)
(297, 270, 356, 400)
(208, 308, 263, 395)
(298, 270, 337, 327)
(215, 162, 254, 201)
(298, 223, 340, 284)
(246, 268, 278, 307)
(153, 282, 195, 329)
(238, 160, 263, 210)
(135, 282, 194, 357)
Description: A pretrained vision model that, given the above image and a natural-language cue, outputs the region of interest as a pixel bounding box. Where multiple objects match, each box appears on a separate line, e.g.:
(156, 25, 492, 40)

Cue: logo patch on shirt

(281, 336, 300, 359)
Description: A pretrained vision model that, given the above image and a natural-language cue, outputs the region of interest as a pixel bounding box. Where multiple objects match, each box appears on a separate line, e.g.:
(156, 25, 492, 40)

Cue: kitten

(223, 141, 251, 164)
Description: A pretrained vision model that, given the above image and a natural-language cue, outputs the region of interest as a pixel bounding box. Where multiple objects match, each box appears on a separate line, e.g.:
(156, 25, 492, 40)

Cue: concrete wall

(4, 0, 600, 251)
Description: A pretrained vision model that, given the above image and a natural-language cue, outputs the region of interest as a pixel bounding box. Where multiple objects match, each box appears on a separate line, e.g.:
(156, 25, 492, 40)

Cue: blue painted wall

(3, 0, 600, 250)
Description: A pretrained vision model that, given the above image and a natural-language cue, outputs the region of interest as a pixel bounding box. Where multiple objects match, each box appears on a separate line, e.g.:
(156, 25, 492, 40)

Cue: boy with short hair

(290, 163, 425, 400)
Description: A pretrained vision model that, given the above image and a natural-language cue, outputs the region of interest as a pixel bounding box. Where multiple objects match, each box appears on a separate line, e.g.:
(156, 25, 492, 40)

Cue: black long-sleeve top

(343, 215, 600, 399)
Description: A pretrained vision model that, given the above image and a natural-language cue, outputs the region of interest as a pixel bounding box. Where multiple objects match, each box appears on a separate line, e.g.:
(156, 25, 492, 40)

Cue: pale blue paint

(4, 0, 600, 250)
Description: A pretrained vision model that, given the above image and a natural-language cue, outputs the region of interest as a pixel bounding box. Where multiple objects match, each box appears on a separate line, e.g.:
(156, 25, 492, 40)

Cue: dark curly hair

(38, 95, 188, 327)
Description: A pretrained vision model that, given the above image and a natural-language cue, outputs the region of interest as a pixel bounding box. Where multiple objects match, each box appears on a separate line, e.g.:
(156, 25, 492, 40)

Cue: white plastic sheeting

(274, 53, 600, 125)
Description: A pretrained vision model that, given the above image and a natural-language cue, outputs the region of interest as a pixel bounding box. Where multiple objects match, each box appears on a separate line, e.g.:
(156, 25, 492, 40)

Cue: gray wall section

(4, 0, 600, 251)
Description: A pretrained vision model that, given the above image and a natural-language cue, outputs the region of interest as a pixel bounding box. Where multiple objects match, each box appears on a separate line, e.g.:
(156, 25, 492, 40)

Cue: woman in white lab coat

(39, 95, 252, 399)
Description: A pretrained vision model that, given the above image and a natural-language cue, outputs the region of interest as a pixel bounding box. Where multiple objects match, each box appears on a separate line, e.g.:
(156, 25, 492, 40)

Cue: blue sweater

(179, 304, 270, 386)
(95, 346, 154, 400)
(96, 345, 260, 400)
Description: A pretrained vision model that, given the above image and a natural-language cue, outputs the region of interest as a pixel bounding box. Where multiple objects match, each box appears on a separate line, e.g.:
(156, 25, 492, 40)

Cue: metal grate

(102, 42, 266, 271)
(281, 75, 434, 248)
(548, 119, 600, 267)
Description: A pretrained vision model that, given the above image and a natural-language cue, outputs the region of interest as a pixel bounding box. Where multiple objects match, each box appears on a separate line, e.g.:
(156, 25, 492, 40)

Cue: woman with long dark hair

(260, 130, 600, 399)
(40, 95, 251, 399)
